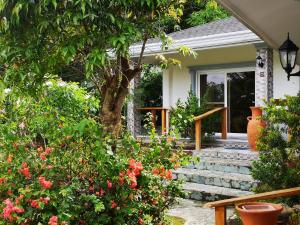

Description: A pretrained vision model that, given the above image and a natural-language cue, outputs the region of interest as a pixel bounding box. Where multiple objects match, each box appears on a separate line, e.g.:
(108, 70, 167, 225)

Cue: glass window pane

(200, 74, 224, 103)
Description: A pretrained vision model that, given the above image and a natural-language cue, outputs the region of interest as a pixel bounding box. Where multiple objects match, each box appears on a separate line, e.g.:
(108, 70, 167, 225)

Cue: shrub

(252, 93, 300, 204)
(169, 91, 218, 139)
(0, 81, 187, 224)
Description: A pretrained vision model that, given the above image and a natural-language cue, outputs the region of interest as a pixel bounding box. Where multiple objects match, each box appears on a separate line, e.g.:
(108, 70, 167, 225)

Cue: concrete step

(183, 182, 253, 201)
(185, 157, 253, 175)
(173, 168, 257, 191)
(194, 148, 258, 161)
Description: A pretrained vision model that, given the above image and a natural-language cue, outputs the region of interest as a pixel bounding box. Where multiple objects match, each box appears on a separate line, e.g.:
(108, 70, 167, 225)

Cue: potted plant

(236, 202, 283, 225)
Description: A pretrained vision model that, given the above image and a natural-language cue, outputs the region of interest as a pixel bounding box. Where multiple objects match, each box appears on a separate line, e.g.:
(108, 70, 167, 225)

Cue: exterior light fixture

(256, 54, 264, 68)
(279, 33, 299, 81)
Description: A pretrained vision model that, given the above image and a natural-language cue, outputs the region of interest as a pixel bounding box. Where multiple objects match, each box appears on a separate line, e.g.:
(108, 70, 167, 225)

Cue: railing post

(221, 108, 227, 139)
(215, 206, 226, 225)
(161, 109, 167, 134)
(195, 119, 201, 150)
(151, 110, 156, 129)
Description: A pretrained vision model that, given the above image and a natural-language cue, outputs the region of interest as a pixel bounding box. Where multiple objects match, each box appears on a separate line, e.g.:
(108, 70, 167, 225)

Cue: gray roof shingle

(147, 17, 249, 44)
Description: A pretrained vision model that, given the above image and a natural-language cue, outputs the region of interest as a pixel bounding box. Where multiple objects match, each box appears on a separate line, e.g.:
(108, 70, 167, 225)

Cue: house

(130, 16, 300, 136)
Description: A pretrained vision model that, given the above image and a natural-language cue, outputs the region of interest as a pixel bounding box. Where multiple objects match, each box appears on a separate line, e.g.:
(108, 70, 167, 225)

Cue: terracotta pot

(236, 202, 283, 225)
(247, 107, 266, 151)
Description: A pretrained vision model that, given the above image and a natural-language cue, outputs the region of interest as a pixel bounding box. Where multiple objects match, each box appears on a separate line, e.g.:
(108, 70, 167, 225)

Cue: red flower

(30, 200, 40, 209)
(19, 162, 31, 178)
(40, 153, 47, 161)
(0, 177, 6, 184)
(152, 168, 160, 175)
(107, 180, 112, 189)
(138, 217, 143, 225)
(165, 170, 173, 180)
(128, 159, 143, 176)
(39, 176, 53, 189)
(40, 197, 50, 205)
(111, 200, 117, 209)
(48, 216, 58, 225)
(119, 172, 125, 185)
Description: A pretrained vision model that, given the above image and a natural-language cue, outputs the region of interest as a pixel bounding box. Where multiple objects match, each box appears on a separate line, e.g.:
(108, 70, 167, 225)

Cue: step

(194, 148, 258, 161)
(183, 182, 253, 201)
(173, 168, 257, 191)
(185, 157, 253, 175)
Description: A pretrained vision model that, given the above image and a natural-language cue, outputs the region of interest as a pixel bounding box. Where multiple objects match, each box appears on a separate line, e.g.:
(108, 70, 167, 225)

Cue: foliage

(0, 0, 190, 136)
(138, 65, 162, 108)
(185, 0, 230, 27)
(288, 211, 300, 225)
(170, 91, 207, 138)
(252, 94, 300, 202)
(0, 82, 187, 224)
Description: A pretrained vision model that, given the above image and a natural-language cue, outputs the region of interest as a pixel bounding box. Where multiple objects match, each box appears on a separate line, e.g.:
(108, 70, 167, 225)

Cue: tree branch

(137, 35, 148, 68)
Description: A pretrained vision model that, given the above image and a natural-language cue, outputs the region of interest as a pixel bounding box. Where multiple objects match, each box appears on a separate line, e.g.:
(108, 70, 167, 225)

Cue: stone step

(185, 157, 253, 175)
(183, 182, 253, 201)
(173, 168, 257, 191)
(194, 148, 258, 161)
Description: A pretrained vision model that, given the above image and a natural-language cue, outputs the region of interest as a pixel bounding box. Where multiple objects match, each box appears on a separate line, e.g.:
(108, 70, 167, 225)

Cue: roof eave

(130, 30, 262, 58)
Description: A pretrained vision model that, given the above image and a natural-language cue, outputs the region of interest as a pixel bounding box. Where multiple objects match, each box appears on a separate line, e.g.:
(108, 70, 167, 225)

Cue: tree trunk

(99, 58, 142, 138)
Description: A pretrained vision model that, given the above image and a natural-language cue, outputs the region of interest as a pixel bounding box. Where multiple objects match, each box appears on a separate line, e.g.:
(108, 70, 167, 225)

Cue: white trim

(130, 30, 262, 57)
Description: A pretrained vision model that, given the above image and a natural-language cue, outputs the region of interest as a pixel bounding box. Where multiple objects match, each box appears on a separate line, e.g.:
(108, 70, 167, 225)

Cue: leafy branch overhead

(0, 0, 190, 136)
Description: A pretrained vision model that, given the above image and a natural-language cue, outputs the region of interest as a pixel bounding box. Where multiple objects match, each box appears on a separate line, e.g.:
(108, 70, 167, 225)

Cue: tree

(0, 0, 187, 137)
(184, 0, 229, 27)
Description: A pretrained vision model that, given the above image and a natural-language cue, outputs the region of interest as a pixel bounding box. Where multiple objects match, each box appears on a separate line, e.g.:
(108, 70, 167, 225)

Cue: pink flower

(39, 176, 53, 189)
(2, 199, 24, 221)
(48, 216, 58, 225)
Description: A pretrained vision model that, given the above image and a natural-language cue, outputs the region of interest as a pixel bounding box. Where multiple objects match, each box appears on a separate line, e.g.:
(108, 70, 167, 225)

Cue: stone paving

(168, 198, 234, 225)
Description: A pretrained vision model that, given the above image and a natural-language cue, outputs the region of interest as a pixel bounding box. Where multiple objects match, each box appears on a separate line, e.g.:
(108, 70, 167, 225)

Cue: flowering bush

(0, 81, 187, 224)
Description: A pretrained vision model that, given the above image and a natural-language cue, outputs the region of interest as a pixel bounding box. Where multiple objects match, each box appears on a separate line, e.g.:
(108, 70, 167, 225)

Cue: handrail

(194, 107, 227, 150)
(137, 107, 169, 134)
(194, 107, 225, 121)
(204, 187, 300, 225)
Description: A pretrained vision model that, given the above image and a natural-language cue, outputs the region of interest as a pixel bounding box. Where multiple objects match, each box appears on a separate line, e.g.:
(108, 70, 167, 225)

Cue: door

(199, 73, 225, 107)
(227, 71, 255, 133)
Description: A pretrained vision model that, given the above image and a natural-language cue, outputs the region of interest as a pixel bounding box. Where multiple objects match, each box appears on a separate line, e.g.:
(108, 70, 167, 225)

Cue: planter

(247, 107, 266, 151)
(236, 202, 283, 225)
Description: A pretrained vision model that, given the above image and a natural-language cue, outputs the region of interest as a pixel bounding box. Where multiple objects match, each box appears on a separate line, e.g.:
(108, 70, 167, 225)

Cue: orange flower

(7, 155, 13, 163)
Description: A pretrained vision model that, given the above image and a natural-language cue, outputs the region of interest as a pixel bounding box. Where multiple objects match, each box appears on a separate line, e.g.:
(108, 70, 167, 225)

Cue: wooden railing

(194, 107, 227, 150)
(137, 107, 168, 134)
(204, 187, 300, 225)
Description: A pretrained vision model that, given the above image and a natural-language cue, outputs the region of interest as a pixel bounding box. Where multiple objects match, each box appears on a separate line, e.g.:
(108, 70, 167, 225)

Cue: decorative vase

(247, 107, 265, 151)
(236, 202, 283, 225)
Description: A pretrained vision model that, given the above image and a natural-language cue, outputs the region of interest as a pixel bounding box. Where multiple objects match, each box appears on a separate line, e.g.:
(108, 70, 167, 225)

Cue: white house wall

(163, 45, 257, 108)
(163, 45, 300, 110)
(163, 67, 191, 108)
(273, 50, 300, 99)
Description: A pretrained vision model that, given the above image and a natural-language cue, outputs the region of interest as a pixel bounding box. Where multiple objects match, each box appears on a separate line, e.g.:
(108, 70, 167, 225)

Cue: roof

(130, 17, 262, 57)
(160, 17, 248, 41)
(217, 0, 300, 65)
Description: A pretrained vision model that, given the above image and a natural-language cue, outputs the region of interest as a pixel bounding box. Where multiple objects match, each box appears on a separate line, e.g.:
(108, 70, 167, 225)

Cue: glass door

(227, 71, 255, 133)
(199, 73, 225, 108)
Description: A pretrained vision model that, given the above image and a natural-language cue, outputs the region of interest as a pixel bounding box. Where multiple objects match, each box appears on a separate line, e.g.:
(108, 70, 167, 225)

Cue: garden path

(168, 198, 234, 225)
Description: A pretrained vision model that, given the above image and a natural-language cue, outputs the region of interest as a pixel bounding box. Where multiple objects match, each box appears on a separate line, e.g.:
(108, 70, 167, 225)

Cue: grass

(169, 216, 185, 225)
